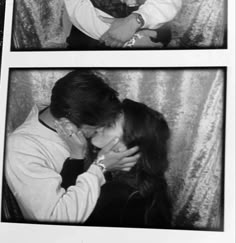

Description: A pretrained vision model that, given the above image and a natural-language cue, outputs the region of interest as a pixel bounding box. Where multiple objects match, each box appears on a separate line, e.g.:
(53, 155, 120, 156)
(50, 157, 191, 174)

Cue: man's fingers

(55, 124, 66, 137)
(100, 137, 120, 154)
(119, 161, 137, 171)
(110, 40, 123, 48)
(121, 153, 140, 164)
(116, 42, 124, 48)
(120, 161, 136, 168)
(121, 167, 132, 172)
(77, 131, 86, 142)
(103, 36, 115, 47)
(72, 131, 87, 145)
(99, 16, 115, 24)
(120, 146, 139, 158)
(101, 35, 124, 47)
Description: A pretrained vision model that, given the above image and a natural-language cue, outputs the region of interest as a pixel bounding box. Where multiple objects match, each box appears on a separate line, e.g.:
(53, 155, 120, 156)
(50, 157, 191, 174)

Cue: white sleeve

(5, 135, 105, 223)
(134, 0, 182, 29)
(63, 0, 113, 40)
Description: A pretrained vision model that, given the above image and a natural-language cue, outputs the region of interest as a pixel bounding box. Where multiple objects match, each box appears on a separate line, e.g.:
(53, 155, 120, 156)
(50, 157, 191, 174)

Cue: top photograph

(12, 0, 227, 51)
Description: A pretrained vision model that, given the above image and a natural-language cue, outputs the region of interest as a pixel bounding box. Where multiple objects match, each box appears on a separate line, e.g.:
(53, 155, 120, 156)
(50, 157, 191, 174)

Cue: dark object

(1, 176, 24, 222)
(91, 0, 129, 18)
(150, 25, 172, 47)
(60, 158, 85, 189)
(85, 181, 134, 227)
(67, 26, 112, 50)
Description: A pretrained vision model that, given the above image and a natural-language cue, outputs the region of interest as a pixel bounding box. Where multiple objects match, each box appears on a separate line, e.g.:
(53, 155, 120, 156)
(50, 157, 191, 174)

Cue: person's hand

(55, 122, 87, 160)
(96, 137, 140, 171)
(99, 14, 140, 47)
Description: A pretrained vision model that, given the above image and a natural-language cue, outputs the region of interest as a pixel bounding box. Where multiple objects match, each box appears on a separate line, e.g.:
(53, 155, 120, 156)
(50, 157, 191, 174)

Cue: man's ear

(58, 118, 78, 136)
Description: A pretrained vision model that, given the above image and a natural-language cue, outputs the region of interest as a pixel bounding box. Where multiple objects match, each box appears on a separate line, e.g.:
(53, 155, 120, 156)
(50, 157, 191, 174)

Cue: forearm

(49, 165, 106, 222)
(6, 160, 105, 223)
(134, 0, 182, 29)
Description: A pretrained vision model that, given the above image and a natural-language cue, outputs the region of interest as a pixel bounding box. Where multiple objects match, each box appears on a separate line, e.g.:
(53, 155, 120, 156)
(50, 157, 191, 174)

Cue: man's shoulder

(7, 131, 41, 153)
(8, 105, 42, 143)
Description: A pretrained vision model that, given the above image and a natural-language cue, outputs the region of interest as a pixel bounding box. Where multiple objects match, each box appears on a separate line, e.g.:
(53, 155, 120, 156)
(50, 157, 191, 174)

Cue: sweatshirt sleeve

(63, 0, 112, 40)
(5, 134, 106, 223)
(63, 0, 182, 39)
(134, 0, 182, 29)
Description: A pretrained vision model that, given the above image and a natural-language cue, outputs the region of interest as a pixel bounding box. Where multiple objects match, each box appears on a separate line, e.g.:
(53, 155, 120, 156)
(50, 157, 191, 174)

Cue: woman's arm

(60, 158, 85, 190)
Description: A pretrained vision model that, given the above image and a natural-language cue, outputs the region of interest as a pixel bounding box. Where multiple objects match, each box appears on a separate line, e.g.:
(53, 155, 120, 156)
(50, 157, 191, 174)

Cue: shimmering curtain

(169, 0, 226, 48)
(6, 69, 224, 230)
(12, 0, 68, 49)
(12, 0, 226, 49)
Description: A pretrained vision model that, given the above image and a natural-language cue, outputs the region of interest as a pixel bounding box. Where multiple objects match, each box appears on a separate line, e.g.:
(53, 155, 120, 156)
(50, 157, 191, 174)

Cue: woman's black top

(60, 158, 172, 228)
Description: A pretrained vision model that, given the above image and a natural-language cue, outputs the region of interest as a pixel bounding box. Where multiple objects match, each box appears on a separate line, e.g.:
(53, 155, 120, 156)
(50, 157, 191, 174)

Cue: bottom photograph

(1, 68, 225, 231)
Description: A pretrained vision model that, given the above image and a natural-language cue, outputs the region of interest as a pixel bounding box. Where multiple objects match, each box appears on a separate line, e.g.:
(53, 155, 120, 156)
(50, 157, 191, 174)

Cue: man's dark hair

(50, 70, 121, 128)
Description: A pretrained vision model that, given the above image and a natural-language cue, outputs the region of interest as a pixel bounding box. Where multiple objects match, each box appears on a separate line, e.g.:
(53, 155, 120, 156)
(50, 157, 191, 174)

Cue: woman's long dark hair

(122, 99, 172, 227)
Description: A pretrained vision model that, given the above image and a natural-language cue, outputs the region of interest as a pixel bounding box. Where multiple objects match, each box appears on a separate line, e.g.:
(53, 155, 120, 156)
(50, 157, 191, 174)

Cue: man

(64, 0, 182, 49)
(5, 70, 139, 223)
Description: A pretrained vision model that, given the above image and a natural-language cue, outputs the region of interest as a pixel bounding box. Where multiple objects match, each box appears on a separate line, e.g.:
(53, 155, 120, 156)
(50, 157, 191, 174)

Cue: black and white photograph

(1, 68, 225, 230)
(0, 0, 235, 243)
(11, 0, 227, 50)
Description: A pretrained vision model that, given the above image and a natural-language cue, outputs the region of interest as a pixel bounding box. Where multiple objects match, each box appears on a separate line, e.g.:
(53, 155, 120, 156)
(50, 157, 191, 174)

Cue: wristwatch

(93, 154, 106, 173)
(132, 13, 145, 29)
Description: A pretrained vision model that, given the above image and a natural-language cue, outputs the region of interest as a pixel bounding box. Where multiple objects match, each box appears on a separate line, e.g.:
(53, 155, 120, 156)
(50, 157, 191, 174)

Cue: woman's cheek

(91, 134, 112, 148)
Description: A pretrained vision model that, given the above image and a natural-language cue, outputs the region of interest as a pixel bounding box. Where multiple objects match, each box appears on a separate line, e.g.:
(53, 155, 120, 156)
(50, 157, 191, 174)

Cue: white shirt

(5, 105, 106, 223)
(64, 0, 182, 40)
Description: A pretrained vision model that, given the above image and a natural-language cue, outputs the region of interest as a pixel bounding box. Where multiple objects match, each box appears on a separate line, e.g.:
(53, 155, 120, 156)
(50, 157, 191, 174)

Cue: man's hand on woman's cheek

(55, 121, 87, 160)
(96, 137, 140, 171)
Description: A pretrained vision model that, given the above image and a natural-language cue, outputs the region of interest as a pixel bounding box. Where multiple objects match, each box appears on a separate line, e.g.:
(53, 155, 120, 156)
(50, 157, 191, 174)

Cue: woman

(61, 98, 172, 228)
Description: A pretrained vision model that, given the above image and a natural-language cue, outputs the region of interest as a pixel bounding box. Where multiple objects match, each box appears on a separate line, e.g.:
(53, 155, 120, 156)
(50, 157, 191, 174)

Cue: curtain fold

(6, 69, 225, 230)
(170, 0, 226, 48)
(13, 0, 68, 49)
(12, 0, 226, 49)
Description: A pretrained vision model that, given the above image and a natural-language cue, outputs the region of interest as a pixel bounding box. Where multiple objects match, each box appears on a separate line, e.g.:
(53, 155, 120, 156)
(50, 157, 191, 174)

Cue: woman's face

(91, 114, 126, 150)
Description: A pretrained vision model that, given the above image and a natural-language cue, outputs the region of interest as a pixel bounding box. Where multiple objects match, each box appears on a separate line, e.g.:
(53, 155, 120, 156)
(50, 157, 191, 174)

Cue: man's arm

(100, 0, 182, 47)
(6, 135, 105, 222)
(5, 135, 138, 222)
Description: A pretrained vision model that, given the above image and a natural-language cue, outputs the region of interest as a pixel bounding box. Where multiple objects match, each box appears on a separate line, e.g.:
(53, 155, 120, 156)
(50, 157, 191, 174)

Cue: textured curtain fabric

(6, 69, 225, 230)
(12, 0, 226, 49)
(169, 0, 226, 48)
(12, 0, 68, 49)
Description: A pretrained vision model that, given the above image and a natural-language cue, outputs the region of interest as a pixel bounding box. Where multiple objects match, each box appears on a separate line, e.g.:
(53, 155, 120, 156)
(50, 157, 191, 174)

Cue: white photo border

(0, 0, 235, 243)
